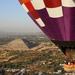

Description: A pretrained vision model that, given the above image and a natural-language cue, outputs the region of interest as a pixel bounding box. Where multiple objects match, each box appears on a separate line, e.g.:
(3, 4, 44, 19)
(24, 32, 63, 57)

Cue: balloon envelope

(19, 0, 75, 42)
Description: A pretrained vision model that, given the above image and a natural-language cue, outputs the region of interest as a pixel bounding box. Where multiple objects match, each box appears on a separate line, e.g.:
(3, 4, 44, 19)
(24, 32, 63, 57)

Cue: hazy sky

(0, 0, 42, 34)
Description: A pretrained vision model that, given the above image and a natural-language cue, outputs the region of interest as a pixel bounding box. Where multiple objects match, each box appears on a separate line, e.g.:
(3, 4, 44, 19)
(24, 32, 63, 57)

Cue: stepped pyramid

(3, 39, 29, 51)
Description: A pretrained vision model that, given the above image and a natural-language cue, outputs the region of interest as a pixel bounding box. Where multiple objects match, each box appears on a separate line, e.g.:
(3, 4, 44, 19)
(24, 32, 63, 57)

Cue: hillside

(0, 39, 66, 75)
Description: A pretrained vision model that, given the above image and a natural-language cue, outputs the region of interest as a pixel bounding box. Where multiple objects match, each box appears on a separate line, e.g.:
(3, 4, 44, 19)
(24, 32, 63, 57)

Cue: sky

(0, 0, 42, 34)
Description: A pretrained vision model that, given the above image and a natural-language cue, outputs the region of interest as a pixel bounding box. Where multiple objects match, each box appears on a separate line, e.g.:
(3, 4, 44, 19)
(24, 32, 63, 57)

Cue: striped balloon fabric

(19, 0, 75, 41)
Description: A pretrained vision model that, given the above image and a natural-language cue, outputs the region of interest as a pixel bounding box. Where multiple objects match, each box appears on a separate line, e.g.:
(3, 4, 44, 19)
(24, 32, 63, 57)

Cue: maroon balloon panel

(19, 0, 75, 41)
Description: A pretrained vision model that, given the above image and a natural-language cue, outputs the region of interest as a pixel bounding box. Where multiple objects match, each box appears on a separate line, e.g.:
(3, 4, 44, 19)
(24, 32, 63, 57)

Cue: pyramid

(4, 39, 29, 51)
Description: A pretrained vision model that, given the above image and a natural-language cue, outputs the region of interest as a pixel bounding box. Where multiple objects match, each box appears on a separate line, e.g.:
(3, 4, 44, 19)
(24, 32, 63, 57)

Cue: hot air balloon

(18, 0, 75, 71)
